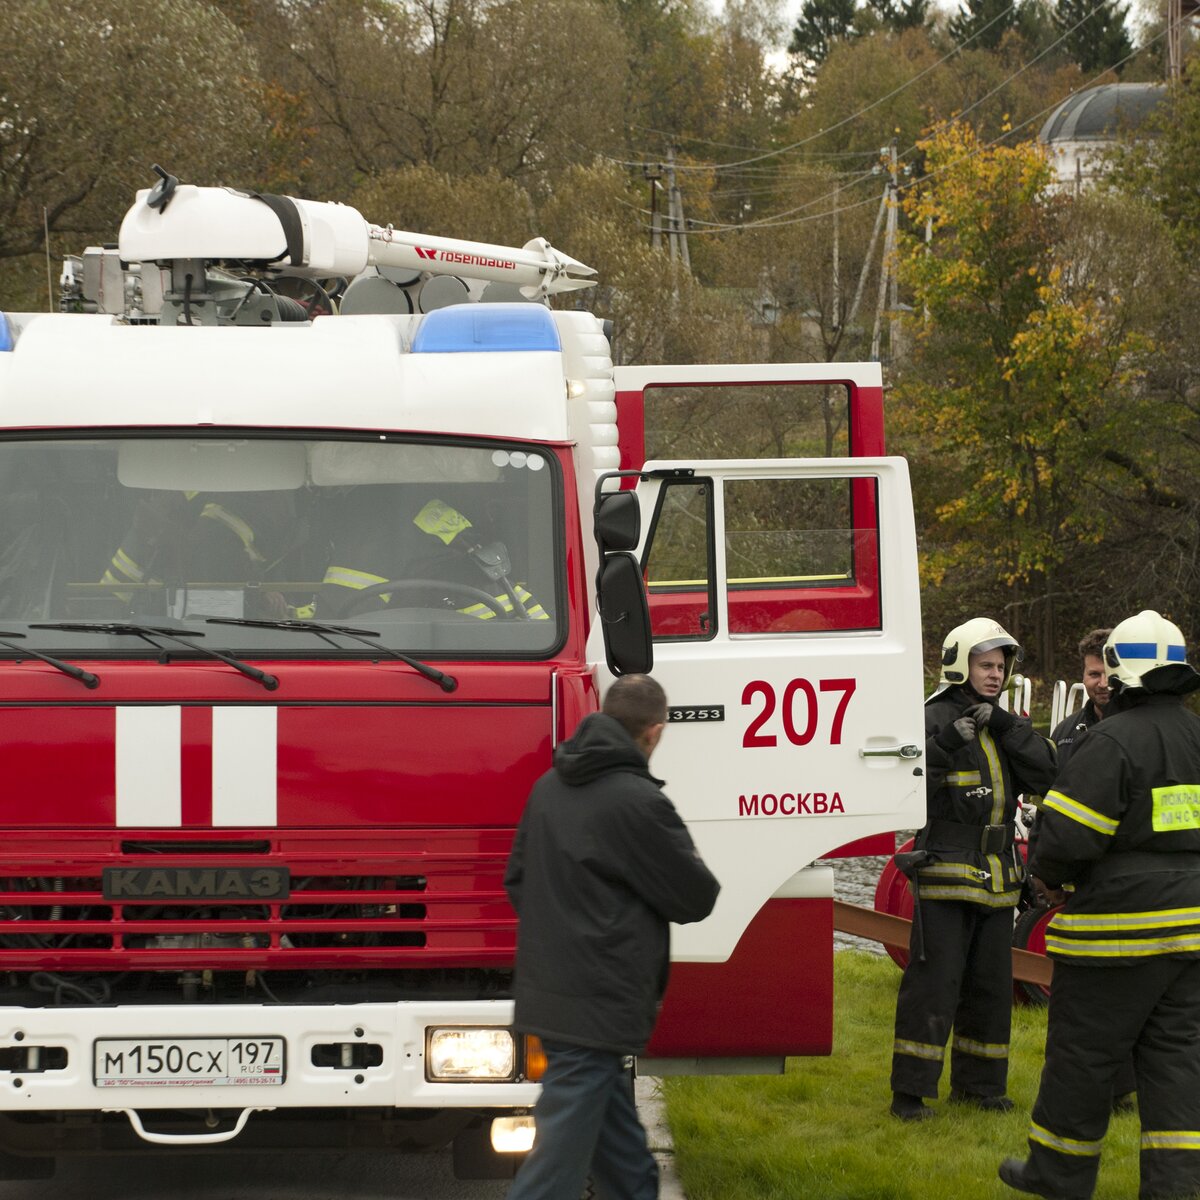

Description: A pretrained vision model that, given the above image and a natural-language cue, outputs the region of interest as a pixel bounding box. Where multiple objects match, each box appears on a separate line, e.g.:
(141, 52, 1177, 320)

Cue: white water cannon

(118, 167, 596, 301)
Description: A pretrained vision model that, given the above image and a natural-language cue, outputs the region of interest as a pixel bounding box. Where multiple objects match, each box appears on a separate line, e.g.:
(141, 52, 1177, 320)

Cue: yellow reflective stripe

(1029, 1122, 1103, 1157)
(1053, 907, 1200, 932)
(894, 1038, 944, 1062)
(323, 566, 388, 591)
(110, 547, 147, 582)
(201, 503, 265, 563)
(1045, 931, 1200, 956)
(290, 604, 316, 619)
(412, 499, 472, 546)
(1043, 790, 1119, 836)
(946, 771, 982, 785)
(917, 885, 1021, 906)
(1142, 1131, 1200, 1151)
(978, 729, 1006, 825)
(1152, 784, 1200, 832)
(919, 863, 991, 880)
(459, 603, 496, 621)
(952, 1035, 1008, 1060)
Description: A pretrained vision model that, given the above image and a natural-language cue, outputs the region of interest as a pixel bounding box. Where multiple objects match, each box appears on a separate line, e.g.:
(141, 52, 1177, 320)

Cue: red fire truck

(0, 170, 925, 1179)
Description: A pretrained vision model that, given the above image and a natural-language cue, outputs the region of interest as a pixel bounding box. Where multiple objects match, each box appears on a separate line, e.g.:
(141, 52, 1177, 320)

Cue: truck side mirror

(596, 552, 652, 676)
(593, 477, 652, 676)
(594, 491, 640, 552)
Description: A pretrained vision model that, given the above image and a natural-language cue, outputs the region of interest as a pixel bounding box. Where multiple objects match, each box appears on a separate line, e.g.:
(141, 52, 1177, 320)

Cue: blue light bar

(412, 303, 560, 354)
(0, 312, 12, 353)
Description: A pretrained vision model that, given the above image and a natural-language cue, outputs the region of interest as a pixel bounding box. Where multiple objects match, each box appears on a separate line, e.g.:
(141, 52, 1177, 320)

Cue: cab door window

(723, 476, 880, 635)
(642, 479, 715, 642)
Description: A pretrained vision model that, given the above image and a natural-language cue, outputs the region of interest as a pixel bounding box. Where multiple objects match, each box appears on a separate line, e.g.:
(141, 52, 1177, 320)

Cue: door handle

(859, 744, 921, 760)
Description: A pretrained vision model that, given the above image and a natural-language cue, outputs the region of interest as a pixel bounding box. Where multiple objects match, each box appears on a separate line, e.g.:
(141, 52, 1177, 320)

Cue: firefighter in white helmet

(889, 618, 1056, 1121)
(1001, 610, 1200, 1200)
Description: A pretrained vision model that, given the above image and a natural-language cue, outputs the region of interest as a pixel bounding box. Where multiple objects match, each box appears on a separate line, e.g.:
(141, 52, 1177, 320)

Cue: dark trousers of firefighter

(890, 898, 1013, 1098)
(1017, 957, 1200, 1200)
(506, 1039, 657, 1200)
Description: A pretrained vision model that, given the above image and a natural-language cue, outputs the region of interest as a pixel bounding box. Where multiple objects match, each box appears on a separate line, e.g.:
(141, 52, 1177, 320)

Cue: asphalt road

(0, 1149, 512, 1199)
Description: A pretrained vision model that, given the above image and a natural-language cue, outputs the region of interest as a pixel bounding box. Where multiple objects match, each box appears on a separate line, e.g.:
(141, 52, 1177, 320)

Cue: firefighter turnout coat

(917, 685, 1056, 907)
(1020, 692, 1200, 1200)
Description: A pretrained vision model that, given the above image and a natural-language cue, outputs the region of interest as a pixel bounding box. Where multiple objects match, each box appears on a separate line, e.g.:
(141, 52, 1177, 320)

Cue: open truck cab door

(591, 366, 926, 1068)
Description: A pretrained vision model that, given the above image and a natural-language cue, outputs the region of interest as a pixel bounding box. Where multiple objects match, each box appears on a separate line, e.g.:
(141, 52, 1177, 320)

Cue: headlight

(426, 1027, 516, 1081)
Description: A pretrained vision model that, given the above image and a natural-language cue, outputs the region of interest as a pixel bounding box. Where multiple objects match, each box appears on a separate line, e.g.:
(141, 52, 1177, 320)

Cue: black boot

(950, 1088, 1015, 1112)
(998, 1157, 1081, 1199)
(890, 1091, 934, 1121)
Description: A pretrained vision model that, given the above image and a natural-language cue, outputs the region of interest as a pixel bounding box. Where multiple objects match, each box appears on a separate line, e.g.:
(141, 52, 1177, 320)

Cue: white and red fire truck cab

(0, 178, 924, 1178)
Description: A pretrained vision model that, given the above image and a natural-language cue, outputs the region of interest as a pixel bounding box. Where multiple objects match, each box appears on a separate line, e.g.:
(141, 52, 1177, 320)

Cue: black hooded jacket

(504, 712, 720, 1054)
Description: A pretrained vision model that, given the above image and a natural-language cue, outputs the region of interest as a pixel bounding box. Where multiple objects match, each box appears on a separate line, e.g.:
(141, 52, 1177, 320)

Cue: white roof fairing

(1, 314, 573, 442)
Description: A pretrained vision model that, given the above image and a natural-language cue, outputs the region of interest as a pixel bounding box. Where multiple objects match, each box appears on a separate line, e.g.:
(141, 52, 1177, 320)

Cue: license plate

(94, 1037, 285, 1087)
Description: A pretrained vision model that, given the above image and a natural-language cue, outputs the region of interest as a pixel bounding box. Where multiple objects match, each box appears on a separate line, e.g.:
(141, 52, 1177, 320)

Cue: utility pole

(664, 146, 691, 270)
(831, 187, 841, 331)
(870, 140, 899, 363)
(643, 164, 663, 251)
(844, 181, 889, 341)
(1167, 0, 1182, 81)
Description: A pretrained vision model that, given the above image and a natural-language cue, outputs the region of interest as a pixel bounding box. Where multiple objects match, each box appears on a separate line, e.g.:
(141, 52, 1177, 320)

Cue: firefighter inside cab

(100, 480, 549, 625)
(890, 618, 1056, 1121)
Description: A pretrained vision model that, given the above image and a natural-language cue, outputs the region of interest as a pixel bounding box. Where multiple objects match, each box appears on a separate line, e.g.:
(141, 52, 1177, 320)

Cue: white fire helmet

(938, 617, 1021, 690)
(1103, 610, 1191, 690)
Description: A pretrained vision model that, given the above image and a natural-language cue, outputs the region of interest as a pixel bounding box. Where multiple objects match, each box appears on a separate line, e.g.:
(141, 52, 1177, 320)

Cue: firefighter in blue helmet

(889, 618, 1056, 1121)
(1000, 611, 1200, 1200)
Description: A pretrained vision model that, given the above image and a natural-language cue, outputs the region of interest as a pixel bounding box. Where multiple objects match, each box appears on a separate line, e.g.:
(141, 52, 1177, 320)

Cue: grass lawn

(663, 950, 1140, 1200)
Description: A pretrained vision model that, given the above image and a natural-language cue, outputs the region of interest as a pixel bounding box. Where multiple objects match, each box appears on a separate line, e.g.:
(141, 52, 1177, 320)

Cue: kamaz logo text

(103, 867, 290, 900)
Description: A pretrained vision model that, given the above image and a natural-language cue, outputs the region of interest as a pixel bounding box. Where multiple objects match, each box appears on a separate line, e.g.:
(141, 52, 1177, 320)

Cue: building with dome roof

(1038, 82, 1166, 191)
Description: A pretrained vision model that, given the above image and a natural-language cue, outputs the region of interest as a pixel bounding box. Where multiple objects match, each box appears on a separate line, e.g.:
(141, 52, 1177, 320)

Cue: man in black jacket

(890, 617, 1056, 1121)
(1048, 628, 1113, 770)
(504, 673, 720, 1200)
(1000, 611, 1200, 1200)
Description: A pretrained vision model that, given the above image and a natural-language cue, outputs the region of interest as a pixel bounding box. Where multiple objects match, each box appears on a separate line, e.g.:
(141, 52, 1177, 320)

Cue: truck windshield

(0, 436, 561, 657)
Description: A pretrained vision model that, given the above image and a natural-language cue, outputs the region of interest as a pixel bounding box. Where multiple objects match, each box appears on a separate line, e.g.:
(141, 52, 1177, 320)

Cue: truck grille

(0, 831, 517, 971)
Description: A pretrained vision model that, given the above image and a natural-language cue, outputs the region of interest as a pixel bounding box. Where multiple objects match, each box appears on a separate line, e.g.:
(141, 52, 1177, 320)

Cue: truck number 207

(741, 678, 857, 748)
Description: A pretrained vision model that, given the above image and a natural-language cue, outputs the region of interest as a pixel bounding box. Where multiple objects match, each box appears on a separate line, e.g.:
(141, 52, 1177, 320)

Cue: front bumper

(0, 999, 540, 1117)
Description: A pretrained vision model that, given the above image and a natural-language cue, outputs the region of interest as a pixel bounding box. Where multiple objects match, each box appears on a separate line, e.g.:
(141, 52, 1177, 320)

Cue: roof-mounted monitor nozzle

(118, 170, 596, 301)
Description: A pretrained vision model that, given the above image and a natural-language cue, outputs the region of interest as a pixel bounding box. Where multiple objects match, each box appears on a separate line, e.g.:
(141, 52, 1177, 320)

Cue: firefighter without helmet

(939, 617, 1022, 688)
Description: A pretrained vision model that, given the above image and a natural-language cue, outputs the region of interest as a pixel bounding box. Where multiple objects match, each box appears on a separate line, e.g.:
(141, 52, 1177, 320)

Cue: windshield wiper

(206, 617, 458, 693)
(0, 631, 100, 689)
(29, 622, 278, 692)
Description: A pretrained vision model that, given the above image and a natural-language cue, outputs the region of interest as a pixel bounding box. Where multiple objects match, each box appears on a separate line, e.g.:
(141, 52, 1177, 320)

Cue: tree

(0, 0, 264, 262)
(867, 0, 930, 31)
(788, 0, 859, 77)
(948, 0, 1018, 50)
(1053, 0, 1133, 74)
(227, 0, 628, 198)
(891, 122, 1149, 672)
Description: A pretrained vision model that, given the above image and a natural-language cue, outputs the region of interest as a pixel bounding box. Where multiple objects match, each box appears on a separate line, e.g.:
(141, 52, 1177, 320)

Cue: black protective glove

(967, 702, 1016, 733)
(935, 715, 978, 750)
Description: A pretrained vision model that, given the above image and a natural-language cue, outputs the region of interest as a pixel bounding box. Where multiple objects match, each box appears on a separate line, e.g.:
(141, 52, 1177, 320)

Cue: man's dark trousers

(1017, 957, 1200, 1200)
(508, 1039, 658, 1200)
(891, 899, 1013, 1097)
